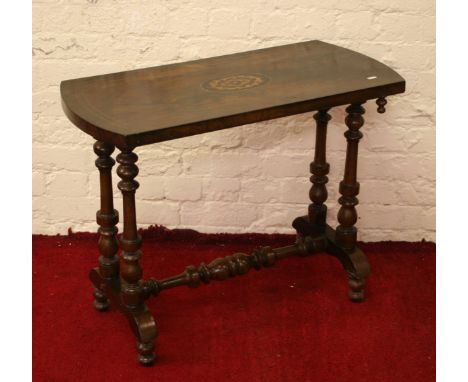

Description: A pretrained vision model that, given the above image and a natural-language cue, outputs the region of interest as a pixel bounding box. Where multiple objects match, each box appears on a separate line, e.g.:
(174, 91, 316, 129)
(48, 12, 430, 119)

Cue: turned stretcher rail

(142, 235, 328, 299)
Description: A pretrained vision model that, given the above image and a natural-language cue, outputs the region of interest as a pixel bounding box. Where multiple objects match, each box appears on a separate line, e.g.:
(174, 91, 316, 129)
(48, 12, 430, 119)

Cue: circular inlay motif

(202, 74, 268, 92)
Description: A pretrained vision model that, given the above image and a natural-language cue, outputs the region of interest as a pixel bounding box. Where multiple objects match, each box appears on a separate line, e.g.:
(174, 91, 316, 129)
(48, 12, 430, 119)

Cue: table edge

(61, 80, 405, 150)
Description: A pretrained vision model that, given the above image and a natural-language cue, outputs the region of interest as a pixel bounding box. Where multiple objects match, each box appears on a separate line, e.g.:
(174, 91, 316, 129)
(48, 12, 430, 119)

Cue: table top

(61, 40, 405, 149)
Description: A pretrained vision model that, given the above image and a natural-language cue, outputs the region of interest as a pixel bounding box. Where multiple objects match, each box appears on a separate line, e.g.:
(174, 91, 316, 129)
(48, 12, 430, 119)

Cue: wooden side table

(60, 40, 405, 365)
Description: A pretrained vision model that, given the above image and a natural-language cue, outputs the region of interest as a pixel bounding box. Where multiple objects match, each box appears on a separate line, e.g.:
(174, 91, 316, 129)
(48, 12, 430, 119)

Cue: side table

(60, 40, 405, 365)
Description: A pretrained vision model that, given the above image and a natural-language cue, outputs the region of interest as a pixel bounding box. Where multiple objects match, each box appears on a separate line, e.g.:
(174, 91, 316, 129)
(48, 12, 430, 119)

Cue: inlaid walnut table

(60, 40, 405, 365)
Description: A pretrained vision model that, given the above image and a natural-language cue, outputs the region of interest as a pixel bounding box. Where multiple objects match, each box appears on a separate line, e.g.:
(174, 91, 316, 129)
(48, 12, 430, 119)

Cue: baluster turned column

(116, 150, 143, 307)
(93, 141, 119, 311)
(336, 103, 365, 251)
(116, 150, 156, 364)
(308, 110, 331, 234)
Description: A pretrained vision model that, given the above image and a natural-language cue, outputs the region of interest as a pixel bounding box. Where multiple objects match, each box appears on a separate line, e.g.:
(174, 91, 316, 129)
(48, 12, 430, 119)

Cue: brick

(179, 37, 258, 61)
(275, 115, 315, 151)
(183, 152, 213, 175)
(369, 0, 435, 14)
(242, 120, 289, 150)
(136, 201, 180, 227)
(395, 180, 435, 206)
(138, 149, 182, 177)
(48, 172, 88, 197)
(165, 7, 209, 37)
(211, 153, 263, 178)
(34, 117, 91, 146)
(200, 128, 243, 149)
(164, 177, 202, 201)
(249, 204, 307, 233)
(280, 179, 310, 204)
(389, 44, 435, 72)
(93, 34, 182, 64)
(336, 12, 379, 40)
(203, 178, 240, 202)
(359, 180, 400, 205)
(209, 9, 251, 38)
(33, 144, 94, 172)
(33, 89, 62, 116)
(363, 127, 409, 152)
(360, 205, 435, 231)
(378, 14, 433, 42)
(241, 179, 281, 203)
(33, 35, 95, 60)
(263, 155, 308, 178)
(359, 153, 434, 182)
(291, 9, 338, 40)
(181, 202, 260, 228)
(41, 196, 99, 222)
(406, 128, 436, 153)
(251, 12, 296, 38)
(32, 172, 46, 198)
(33, 61, 124, 92)
(138, 176, 165, 201)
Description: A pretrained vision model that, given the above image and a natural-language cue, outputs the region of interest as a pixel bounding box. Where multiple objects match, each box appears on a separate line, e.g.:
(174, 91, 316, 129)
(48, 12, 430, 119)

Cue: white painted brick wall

(32, 0, 435, 241)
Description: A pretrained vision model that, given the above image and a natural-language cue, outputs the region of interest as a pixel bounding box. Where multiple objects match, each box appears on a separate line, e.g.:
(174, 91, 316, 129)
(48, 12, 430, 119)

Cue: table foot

(137, 341, 156, 366)
(292, 216, 369, 301)
(348, 276, 365, 302)
(92, 287, 109, 312)
(324, 225, 370, 302)
(89, 268, 158, 365)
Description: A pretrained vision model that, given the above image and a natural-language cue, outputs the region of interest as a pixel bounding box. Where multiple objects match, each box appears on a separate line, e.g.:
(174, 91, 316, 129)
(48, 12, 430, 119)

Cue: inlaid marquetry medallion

(202, 73, 269, 92)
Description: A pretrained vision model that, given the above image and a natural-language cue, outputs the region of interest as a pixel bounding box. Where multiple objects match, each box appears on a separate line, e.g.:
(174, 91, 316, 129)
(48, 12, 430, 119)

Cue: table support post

(308, 109, 331, 235)
(336, 103, 365, 250)
(92, 141, 119, 311)
(116, 149, 157, 366)
(334, 103, 369, 301)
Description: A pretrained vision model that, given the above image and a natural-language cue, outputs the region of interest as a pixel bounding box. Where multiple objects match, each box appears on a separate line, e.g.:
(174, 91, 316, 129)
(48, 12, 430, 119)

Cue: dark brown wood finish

(308, 110, 331, 235)
(142, 235, 327, 298)
(376, 97, 388, 113)
(92, 141, 119, 311)
(115, 149, 157, 365)
(61, 40, 405, 366)
(61, 40, 404, 149)
(336, 103, 366, 251)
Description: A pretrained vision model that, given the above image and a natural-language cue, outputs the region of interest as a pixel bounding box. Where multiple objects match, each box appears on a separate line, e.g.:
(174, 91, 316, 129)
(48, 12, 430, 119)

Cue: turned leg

(116, 149, 157, 365)
(336, 103, 364, 250)
(336, 103, 368, 301)
(92, 141, 119, 311)
(308, 109, 331, 234)
(292, 110, 331, 242)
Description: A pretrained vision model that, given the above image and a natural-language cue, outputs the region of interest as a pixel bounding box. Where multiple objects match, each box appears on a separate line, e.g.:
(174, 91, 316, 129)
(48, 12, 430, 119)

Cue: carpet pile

(33, 226, 435, 381)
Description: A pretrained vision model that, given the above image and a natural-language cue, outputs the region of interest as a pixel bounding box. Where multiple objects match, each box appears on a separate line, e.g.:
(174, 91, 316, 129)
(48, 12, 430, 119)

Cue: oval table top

(61, 40, 405, 149)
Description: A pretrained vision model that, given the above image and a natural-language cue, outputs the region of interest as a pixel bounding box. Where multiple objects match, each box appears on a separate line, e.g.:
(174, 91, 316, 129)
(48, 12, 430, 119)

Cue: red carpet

(33, 227, 435, 382)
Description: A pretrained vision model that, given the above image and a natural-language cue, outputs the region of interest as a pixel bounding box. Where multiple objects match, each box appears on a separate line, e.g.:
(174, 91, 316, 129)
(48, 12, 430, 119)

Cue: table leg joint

(89, 268, 158, 365)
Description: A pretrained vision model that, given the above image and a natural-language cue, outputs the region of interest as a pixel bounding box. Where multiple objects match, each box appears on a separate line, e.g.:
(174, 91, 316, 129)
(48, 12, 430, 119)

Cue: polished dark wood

(308, 110, 331, 235)
(89, 268, 157, 365)
(61, 40, 405, 366)
(336, 103, 365, 252)
(325, 225, 370, 302)
(115, 149, 157, 365)
(92, 141, 119, 311)
(376, 97, 387, 113)
(142, 236, 327, 298)
(61, 40, 405, 150)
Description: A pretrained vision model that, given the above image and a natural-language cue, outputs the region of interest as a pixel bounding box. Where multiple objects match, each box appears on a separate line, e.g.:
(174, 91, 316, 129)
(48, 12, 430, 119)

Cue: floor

(33, 227, 435, 382)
